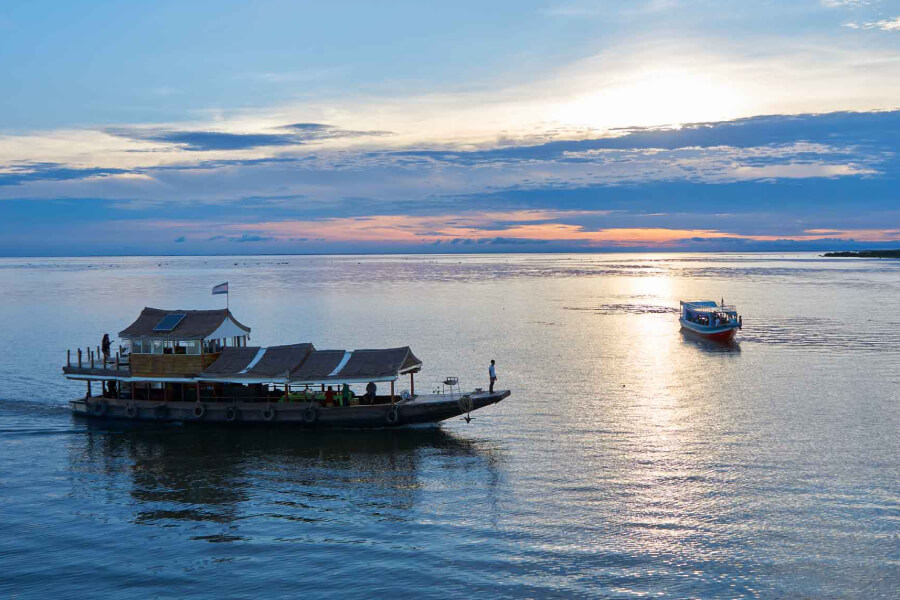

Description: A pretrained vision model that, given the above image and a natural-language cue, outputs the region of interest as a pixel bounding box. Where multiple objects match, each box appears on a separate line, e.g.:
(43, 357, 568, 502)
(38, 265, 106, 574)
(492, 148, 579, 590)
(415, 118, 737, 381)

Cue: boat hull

(69, 391, 510, 429)
(680, 319, 738, 342)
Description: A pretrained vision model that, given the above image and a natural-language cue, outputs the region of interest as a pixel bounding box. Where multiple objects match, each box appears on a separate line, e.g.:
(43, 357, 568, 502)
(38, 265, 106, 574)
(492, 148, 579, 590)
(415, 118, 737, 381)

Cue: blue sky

(0, 0, 898, 255)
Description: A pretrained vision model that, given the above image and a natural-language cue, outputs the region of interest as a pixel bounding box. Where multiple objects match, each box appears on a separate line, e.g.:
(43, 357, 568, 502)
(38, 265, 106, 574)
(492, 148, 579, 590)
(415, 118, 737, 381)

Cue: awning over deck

(197, 344, 422, 384)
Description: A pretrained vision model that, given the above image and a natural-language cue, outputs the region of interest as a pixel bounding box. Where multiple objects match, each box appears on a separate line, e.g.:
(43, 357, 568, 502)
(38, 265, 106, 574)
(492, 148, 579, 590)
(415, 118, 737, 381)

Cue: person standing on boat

(489, 360, 497, 393)
(101, 334, 111, 362)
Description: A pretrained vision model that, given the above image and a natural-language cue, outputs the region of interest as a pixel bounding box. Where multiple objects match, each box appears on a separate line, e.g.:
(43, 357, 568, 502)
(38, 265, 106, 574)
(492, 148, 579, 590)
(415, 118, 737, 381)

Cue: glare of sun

(551, 68, 747, 130)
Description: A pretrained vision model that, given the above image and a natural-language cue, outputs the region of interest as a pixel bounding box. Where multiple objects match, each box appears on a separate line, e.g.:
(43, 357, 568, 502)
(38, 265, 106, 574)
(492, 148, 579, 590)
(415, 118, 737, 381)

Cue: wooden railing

(66, 345, 129, 371)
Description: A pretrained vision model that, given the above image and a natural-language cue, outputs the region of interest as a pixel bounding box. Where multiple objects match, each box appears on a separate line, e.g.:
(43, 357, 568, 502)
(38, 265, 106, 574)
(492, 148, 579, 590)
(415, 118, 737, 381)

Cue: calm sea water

(0, 253, 897, 599)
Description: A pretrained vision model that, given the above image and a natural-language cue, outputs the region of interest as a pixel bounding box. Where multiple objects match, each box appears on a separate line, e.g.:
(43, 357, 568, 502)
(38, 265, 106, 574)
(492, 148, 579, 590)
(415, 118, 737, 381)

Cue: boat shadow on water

(679, 331, 742, 354)
(68, 421, 504, 527)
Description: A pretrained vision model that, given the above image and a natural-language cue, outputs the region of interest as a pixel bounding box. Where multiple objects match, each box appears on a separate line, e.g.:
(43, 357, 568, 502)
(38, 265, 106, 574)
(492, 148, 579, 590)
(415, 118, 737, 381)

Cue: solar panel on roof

(152, 313, 187, 332)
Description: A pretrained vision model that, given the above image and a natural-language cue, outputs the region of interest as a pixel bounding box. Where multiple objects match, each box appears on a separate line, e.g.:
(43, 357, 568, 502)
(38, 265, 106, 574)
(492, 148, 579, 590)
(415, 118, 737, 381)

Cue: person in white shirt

(489, 359, 497, 393)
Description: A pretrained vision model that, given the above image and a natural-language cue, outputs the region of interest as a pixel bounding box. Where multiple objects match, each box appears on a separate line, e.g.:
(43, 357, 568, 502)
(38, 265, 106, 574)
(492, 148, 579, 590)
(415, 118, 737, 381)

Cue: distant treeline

(822, 250, 900, 258)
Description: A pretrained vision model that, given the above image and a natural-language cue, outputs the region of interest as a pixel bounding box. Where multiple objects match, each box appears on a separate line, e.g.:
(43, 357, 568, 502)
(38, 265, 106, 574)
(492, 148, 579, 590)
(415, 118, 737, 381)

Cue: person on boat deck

(364, 381, 377, 404)
(324, 386, 336, 407)
(341, 383, 352, 406)
(101, 334, 111, 362)
(489, 359, 497, 393)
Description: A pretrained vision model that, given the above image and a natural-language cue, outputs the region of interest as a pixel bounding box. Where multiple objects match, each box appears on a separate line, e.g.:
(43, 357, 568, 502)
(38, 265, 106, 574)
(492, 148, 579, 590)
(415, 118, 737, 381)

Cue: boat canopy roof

(681, 300, 737, 314)
(681, 300, 718, 308)
(197, 344, 422, 384)
(119, 307, 250, 340)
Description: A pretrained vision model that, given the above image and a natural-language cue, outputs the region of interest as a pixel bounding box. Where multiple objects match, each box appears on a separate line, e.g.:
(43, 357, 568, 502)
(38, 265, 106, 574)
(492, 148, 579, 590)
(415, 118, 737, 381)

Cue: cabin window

(184, 340, 200, 355)
(132, 340, 143, 354)
(151, 340, 164, 354)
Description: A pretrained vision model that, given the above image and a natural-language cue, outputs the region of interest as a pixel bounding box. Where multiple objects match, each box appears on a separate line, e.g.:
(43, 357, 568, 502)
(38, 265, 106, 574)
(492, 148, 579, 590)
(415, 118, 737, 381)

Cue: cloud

(844, 17, 900, 31)
(205, 233, 275, 242)
(232, 233, 274, 242)
(0, 111, 898, 255)
(106, 123, 389, 152)
(822, 0, 868, 7)
(0, 162, 132, 186)
(176, 210, 900, 251)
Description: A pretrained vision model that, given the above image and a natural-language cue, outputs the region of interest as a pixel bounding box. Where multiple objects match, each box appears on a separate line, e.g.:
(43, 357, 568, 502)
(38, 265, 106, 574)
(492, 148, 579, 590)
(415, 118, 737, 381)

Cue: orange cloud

(157, 212, 900, 246)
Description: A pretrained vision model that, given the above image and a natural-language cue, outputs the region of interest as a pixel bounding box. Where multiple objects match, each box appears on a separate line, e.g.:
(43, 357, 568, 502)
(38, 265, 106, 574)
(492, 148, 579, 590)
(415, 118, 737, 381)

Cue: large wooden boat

(679, 300, 742, 342)
(64, 307, 510, 428)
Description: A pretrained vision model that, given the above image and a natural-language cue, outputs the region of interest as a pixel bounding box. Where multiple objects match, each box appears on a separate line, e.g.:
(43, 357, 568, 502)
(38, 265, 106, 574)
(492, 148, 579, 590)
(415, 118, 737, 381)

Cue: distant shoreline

(1, 249, 899, 259)
(821, 250, 900, 258)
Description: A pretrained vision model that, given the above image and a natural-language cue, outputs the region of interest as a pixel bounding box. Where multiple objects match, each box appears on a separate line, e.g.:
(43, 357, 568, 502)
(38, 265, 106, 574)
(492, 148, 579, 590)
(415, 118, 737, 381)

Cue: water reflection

(69, 422, 500, 532)
(679, 332, 742, 354)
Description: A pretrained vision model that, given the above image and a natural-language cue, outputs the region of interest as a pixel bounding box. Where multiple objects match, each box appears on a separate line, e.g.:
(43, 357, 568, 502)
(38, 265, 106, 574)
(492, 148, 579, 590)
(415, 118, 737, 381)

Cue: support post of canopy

(85, 380, 91, 400)
(410, 372, 415, 396)
(67, 349, 71, 367)
(390, 380, 395, 405)
(195, 382, 200, 403)
(78, 348, 82, 367)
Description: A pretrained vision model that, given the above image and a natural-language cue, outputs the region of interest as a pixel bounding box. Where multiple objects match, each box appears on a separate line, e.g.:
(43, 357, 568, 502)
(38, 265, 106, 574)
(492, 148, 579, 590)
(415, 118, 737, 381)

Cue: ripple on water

(741, 316, 900, 352)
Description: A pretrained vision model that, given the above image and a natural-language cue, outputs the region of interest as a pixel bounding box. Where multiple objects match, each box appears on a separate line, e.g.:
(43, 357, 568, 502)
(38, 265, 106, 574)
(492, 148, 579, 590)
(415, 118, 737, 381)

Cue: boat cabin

(63, 307, 423, 407)
(121, 307, 251, 377)
(680, 300, 739, 327)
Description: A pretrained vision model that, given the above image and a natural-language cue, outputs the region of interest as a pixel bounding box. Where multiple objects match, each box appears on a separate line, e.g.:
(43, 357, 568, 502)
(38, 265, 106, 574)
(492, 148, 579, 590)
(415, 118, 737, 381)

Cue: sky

(0, 0, 898, 255)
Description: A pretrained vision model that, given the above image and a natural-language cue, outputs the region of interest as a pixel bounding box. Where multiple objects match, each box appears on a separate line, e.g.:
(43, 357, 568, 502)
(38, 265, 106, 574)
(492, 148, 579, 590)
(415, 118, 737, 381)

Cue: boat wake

(565, 304, 679, 315)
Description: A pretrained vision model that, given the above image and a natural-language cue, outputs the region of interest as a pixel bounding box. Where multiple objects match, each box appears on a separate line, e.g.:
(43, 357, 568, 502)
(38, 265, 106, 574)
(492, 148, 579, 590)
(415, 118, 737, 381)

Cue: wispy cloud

(106, 123, 390, 152)
(844, 17, 900, 31)
(822, 0, 868, 7)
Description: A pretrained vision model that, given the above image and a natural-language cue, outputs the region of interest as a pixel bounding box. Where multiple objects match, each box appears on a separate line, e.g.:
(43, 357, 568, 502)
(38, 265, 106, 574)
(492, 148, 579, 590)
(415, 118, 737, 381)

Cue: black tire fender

(91, 400, 107, 417)
(154, 403, 168, 419)
(263, 406, 277, 422)
(225, 406, 240, 422)
(193, 403, 206, 419)
(302, 406, 317, 424)
(126, 403, 138, 419)
(386, 406, 400, 425)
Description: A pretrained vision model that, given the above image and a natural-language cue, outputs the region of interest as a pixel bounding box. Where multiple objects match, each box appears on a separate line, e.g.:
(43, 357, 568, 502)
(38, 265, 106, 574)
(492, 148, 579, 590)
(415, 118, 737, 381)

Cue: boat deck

(70, 389, 511, 428)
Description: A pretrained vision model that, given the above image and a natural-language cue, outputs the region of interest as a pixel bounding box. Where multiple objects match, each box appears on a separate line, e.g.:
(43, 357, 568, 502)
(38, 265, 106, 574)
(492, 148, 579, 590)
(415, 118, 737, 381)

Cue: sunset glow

(0, 1, 897, 255)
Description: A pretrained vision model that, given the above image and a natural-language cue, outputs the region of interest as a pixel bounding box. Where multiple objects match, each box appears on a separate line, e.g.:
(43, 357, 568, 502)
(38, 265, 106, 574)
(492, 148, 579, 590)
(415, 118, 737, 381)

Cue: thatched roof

(119, 307, 250, 339)
(201, 347, 260, 374)
(199, 345, 422, 383)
